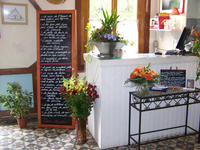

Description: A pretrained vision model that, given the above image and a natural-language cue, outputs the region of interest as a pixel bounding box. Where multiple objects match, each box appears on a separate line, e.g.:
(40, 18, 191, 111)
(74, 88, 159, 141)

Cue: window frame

(76, 0, 151, 71)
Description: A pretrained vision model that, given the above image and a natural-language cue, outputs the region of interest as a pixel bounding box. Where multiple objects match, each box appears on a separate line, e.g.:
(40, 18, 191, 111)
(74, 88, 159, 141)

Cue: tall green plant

(190, 37, 200, 57)
(101, 9, 119, 33)
(0, 82, 32, 119)
(88, 9, 121, 42)
(190, 36, 200, 80)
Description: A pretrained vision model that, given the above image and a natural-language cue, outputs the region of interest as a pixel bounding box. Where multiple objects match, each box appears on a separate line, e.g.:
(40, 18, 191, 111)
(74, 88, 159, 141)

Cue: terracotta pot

(17, 118, 27, 128)
(76, 117, 87, 144)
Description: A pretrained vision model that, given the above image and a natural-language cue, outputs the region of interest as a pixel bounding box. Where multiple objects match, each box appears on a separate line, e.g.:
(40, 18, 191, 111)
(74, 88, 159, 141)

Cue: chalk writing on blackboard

(37, 10, 76, 128)
(160, 69, 186, 87)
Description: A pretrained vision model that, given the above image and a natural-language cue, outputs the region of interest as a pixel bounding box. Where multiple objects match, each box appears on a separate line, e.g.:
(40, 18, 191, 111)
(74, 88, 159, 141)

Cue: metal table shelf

(128, 88, 200, 150)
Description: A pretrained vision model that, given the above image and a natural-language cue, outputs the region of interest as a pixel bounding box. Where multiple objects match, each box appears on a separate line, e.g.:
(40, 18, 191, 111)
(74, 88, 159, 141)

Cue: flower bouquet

(125, 64, 159, 96)
(59, 74, 99, 144)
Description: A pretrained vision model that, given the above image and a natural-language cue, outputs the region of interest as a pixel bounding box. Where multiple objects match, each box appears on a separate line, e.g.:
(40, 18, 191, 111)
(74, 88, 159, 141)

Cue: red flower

(59, 86, 66, 92)
(145, 73, 153, 81)
(130, 72, 136, 79)
(72, 89, 77, 95)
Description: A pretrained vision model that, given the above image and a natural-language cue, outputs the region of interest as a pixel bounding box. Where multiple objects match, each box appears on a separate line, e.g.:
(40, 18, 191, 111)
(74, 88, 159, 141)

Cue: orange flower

(150, 70, 157, 77)
(134, 66, 144, 73)
(139, 70, 146, 77)
(145, 73, 153, 80)
(130, 71, 139, 79)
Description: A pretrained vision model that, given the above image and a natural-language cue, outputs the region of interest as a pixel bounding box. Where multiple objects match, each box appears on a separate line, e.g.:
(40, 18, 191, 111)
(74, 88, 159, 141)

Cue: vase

(76, 117, 87, 144)
(135, 83, 151, 97)
(93, 42, 125, 57)
(17, 118, 27, 128)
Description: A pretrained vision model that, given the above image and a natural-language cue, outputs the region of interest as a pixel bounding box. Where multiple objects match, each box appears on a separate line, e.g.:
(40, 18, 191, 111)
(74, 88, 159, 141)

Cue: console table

(128, 89, 200, 149)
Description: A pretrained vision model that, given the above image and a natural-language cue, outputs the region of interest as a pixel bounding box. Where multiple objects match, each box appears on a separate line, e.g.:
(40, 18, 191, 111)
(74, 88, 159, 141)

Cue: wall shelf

(150, 28, 172, 31)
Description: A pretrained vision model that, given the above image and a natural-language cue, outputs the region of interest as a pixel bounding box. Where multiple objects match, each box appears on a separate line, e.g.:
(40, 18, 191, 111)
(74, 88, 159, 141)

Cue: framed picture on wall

(160, 0, 184, 14)
(1, 2, 28, 24)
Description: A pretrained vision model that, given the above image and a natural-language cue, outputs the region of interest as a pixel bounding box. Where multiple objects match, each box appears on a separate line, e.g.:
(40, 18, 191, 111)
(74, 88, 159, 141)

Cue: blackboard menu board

(160, 69, 186, 87)
(37, 10, 77, 128)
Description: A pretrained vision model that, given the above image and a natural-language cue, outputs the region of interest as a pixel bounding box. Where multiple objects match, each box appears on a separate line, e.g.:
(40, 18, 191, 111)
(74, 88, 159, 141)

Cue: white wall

(0, 0, 75, 69)
(187, 0, 200, 19)
(0, 0, 36, 69)
(36, 0, 75, 10)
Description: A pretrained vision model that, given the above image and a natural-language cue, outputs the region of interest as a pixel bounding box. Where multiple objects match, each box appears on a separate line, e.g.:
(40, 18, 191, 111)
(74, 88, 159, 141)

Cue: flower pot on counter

(93, 42, 125, 57)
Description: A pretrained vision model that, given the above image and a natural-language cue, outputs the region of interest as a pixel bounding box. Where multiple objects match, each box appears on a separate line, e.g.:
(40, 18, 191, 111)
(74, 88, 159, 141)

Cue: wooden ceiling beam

(29, 0, 42, 10)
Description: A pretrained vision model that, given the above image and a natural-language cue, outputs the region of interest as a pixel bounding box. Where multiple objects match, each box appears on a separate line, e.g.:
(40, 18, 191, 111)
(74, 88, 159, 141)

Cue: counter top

(84, 53, 199, 67)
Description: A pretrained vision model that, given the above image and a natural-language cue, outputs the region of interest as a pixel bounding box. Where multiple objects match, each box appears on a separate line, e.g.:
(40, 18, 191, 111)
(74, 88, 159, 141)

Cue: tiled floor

(0, 117, 200, 150)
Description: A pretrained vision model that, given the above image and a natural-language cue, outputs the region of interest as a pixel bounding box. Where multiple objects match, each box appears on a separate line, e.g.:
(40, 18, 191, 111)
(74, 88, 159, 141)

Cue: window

(89, 0, 138, 55)
(76, 0, 150, 71)
(117, 0, 138, 55)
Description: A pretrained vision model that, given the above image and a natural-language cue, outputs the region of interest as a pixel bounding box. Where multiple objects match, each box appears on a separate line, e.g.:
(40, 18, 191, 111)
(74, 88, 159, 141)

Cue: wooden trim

(112, 0, 117, 33)
(112, 0, 118, 12)
(76, 0, 89, 72)
(0, 111, 10, 116)
(137, 0, 151, 53)
(0, 68, 32, 75)
(29, 0, 42, 10)
(36, 10, 41, 126)
(73, 11, 78, 74)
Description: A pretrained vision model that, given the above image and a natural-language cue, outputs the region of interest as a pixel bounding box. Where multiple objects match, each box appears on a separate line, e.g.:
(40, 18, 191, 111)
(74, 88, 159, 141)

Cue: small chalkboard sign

(37, 10, 77, 129)
(160, 69, 186, 87)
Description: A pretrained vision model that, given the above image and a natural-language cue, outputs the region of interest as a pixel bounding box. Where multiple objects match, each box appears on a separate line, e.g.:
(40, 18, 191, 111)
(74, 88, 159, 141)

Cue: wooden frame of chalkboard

(160, 69, 186, 87)
(37, 10, 77, 128)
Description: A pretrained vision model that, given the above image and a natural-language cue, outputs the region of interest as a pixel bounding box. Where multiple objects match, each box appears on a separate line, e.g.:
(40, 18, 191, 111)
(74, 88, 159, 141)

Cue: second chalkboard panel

(160, 69, 186, 87)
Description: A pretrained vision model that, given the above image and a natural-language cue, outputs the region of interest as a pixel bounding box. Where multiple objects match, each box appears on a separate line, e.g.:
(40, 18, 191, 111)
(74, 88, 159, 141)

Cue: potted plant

(0, 82, 32, 128)
(59, 74, 99, 144)
(86, 9, 130, 57)
(189, 26, 200, 80)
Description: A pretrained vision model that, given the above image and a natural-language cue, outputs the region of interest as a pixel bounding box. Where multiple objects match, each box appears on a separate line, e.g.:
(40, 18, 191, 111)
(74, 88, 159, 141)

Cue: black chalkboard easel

(160, 69, 186, 87)
(37, 10, 77, 129)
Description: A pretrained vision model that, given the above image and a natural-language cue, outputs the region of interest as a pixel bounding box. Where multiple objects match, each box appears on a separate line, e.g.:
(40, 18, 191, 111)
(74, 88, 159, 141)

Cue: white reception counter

(85, 54, 200, 149)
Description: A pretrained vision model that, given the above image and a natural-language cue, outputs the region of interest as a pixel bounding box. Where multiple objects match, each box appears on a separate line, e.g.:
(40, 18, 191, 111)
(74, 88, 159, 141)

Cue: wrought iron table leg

(128, 93, 131, 145)
(138, 101, 142, 150)
(185, 94, 189, 135)
(198, 117, 200, 143)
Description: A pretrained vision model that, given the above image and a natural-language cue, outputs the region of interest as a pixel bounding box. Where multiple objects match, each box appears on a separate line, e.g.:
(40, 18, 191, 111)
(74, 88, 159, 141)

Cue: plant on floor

(59, 74, 99, 144)
(59, 74, 99, 119)
(0, 82, 32, 128)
